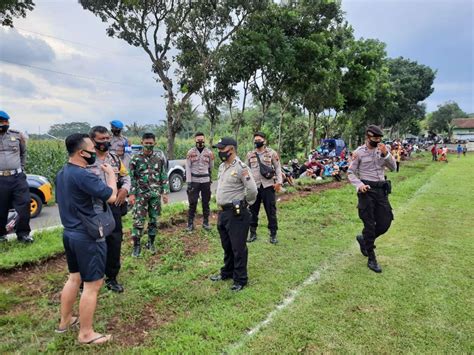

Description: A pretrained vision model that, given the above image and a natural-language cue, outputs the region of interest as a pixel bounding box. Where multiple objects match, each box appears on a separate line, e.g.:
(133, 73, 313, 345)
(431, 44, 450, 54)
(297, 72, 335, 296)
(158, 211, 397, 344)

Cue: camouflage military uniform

(129, 151, 169, 246)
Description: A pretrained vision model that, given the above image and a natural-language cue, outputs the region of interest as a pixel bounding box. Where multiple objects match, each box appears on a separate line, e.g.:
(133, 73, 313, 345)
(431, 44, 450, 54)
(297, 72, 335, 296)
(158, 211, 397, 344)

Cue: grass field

(0, 153, 472, 353)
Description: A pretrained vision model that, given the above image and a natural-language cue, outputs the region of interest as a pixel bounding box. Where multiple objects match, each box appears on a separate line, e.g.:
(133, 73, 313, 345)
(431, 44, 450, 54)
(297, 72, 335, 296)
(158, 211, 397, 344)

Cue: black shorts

(63, 233, 107, 282)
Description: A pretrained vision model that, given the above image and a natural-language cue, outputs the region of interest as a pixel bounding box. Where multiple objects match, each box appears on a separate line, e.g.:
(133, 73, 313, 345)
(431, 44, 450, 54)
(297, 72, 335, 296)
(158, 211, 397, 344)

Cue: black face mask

(0, 124, 9, 134)
(218, 150, 231, 162)
(111, 129, 121, 136)
(254, 141, 264, 149)
(368, 140, 379, 148)
(82, 150, 97, 165)
(94, 141, 111, 152)
(196, 142, 205, 149)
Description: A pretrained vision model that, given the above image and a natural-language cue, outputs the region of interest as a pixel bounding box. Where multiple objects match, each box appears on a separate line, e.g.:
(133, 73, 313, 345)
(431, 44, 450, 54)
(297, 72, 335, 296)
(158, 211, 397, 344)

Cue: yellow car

(27, 174, 53, 218)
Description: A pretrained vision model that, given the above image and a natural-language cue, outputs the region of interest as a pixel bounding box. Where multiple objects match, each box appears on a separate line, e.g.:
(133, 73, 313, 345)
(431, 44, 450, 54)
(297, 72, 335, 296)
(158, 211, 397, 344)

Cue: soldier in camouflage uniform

(0, 110, 33, 243)
(129, 132, 169, 257)
(87, 126, 131, 293)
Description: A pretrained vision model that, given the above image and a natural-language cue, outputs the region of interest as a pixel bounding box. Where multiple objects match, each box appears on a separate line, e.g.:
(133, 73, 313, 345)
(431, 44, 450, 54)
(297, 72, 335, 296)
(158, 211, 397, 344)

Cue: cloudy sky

(0, 0, 472, 133)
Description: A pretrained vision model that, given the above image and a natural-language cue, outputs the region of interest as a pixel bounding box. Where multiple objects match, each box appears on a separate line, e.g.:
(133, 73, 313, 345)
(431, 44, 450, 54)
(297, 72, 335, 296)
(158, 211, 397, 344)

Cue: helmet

(0, 110, 10, 120)
(110, 120, 124, 129)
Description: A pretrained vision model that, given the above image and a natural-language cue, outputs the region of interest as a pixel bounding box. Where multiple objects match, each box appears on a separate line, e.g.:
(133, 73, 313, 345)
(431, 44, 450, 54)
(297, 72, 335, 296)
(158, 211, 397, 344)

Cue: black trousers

(357, 187, 393, 251)
(187, 182, 211, 221)
(250, 185, 278, 233)
(0, 173, 31, 238)
(217, 208, 251, 286)
(105, 204, 123, 280)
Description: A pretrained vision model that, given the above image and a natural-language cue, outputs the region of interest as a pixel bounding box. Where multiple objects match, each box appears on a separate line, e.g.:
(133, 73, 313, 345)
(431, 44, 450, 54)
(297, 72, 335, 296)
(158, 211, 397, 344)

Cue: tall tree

(0, 0, 34, 27)
(80, 0, 262, 158)
(428, 101, 467, 134)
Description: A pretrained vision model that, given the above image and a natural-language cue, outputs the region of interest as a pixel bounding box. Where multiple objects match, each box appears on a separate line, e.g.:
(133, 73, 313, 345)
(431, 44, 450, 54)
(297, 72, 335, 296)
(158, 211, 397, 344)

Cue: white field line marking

(225, 162, 449, 354)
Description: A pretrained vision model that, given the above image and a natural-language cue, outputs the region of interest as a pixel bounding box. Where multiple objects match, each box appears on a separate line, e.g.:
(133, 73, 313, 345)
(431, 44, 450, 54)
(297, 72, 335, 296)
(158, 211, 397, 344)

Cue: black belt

(219, 200, 247, 211)
(191, 173, 210, 178)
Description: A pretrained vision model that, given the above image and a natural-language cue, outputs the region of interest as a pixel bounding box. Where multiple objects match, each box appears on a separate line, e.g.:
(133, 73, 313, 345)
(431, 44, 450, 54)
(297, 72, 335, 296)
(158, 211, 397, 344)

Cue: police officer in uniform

(0, 110, 33, 243)
(87, 126, 131, 293)
(246, 132, 283, 244)
(185, 132, 214, 231)
(109, 120, 129, 156)
(210, 137, 257, 291)
(348, 125, 396, 273)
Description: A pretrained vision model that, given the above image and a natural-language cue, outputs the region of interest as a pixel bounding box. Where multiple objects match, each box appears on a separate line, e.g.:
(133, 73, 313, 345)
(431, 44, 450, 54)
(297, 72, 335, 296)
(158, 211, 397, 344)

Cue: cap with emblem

(212, 137, 237, 149)
(0, 110, 10, 121)
(366, 125, 384, 137)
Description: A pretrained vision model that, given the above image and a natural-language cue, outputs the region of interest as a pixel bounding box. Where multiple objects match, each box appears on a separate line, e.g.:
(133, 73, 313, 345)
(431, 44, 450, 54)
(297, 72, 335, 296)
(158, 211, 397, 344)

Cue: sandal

(55, 316, 79, 334)
(79, 334, 112, 345)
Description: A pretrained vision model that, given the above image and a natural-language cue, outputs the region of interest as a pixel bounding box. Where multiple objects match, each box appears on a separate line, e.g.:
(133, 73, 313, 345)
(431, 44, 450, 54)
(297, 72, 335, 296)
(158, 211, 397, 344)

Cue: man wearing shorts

(55, 133, 117, 345)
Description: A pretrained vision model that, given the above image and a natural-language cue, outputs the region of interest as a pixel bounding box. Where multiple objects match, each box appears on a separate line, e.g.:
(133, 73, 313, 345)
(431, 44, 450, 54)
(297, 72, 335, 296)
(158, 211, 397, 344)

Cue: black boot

(132, 237, 141, 258)
(367, 250, 382, 273)
(185, 218, 194, 232)
(145, 235, 156, 255)
(105, 278, 124, 293)
(356, 235, 368, 257)
(247, 227, 257, 243)
(202, 216, 211, 231)
(269, 231, 278, 244)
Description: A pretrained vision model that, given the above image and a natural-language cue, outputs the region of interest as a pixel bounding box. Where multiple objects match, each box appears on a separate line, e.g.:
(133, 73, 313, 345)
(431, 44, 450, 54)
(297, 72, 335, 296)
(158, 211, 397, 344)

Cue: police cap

(366, 125, 384, 137)
(212, 137, 237, 149)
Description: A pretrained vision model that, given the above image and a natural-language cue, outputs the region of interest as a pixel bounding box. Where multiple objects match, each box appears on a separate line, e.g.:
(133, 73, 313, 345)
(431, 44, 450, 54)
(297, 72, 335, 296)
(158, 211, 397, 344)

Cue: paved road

(30, 182, 218, 230)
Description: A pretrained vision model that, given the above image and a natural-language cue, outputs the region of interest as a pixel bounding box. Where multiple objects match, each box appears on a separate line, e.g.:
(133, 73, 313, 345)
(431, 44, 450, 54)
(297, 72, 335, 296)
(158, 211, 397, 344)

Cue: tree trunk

(305, 110, 311, 157)
(166, 94, 176, 159)
(311, 113, 318, 150)
(278, 100, 289, 155)
(209, 116, 216, 147)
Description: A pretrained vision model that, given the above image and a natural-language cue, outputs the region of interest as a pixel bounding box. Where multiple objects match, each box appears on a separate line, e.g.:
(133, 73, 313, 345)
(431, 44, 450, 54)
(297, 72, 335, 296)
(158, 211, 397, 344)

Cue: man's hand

(378, 143, 388, 156)
(273, 183, 282, 193)
(101, 163, 115, 176)
(358, 185, 371, 193)
(186, 182, 194, 193)
(128, 194, 136, 205)
(115, 188, 128, 206)
(162, 195, 169, 204)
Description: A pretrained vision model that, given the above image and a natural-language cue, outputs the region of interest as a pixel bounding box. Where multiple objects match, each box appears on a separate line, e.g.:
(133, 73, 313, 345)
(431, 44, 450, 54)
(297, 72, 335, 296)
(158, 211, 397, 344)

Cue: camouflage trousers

(132, 191, 162, 240)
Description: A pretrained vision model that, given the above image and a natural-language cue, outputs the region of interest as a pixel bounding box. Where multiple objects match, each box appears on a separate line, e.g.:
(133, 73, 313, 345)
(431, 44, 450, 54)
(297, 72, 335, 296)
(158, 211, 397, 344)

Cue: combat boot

(202, 216, 211, 231)
(356, 235, 368, 257)
(269, 231, 278, 244)
(367, 250, 382, 273)
(247, 227, 257, 243)
(145, 235, 156, 255)
(132, 238, 141, 258)
(185, 217, 194, 232)
(18, 235, 34, 243)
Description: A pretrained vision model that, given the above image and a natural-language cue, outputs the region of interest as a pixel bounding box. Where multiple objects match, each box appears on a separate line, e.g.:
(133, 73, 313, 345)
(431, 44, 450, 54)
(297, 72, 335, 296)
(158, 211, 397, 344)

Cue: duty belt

(191, 173, 210, 178)
(219, 200, 247, 211)
(0, 168, 22, 177)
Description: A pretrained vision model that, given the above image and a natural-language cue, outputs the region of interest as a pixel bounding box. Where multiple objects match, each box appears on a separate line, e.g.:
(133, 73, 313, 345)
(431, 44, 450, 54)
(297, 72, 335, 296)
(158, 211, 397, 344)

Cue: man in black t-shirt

(55, 134, 117, 345)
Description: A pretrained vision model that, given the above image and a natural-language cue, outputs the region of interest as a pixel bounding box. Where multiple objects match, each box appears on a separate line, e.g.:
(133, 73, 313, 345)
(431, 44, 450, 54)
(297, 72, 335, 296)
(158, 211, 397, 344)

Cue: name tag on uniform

(10, 137, 16, 141)
(231, 170, 237, 177)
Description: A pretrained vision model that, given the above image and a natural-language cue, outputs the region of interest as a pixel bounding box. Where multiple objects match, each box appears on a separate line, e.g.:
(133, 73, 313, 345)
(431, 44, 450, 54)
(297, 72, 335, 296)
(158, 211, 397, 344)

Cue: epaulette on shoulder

(238, 160, 248, 169)
(8, 129, 20, 134)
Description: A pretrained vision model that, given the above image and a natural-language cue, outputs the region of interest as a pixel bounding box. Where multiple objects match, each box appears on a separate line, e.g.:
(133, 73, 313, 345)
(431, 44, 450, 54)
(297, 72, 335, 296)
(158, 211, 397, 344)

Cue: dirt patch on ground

(107, 297, 176, 347)
(278, 180, 347, 202)
(0, 254, 66, 285)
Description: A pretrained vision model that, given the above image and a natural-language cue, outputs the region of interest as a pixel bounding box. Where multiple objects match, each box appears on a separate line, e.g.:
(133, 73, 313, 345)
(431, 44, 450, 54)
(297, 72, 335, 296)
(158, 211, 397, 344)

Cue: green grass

(0, 154, 472, 353)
